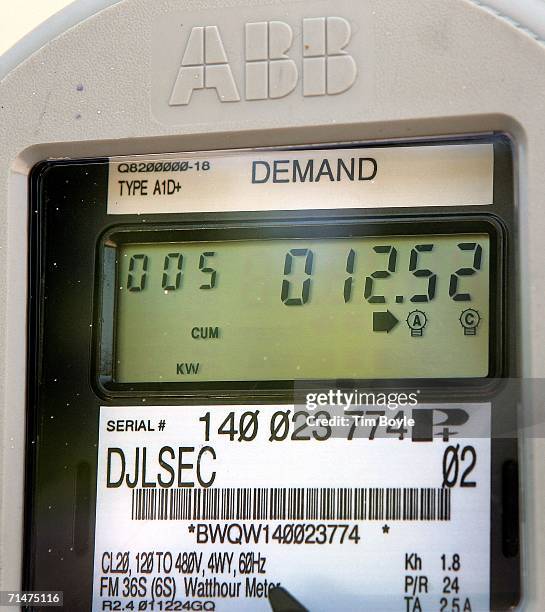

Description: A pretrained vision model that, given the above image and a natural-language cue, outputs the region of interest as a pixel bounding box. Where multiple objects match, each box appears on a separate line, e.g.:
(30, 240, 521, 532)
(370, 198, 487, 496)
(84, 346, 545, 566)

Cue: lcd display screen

(111, 232, 491, 382)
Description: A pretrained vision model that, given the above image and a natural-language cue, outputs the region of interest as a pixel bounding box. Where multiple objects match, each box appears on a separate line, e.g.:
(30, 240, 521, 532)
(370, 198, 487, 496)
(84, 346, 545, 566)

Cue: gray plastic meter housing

(1, 0, 545, 610)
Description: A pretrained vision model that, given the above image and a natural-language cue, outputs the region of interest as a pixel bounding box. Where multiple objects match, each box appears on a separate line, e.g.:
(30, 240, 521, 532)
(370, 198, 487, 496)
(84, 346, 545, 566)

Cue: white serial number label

(93, 404, 491, 611)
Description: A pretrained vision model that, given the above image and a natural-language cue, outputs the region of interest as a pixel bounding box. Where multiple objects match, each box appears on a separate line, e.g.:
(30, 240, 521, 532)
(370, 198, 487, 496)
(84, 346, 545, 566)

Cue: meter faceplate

(24, 136, 519, 610)
(3, 0, 545, 607)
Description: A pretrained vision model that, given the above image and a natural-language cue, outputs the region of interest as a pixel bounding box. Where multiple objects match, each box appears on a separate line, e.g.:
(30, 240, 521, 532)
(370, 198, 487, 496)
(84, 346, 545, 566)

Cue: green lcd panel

(112, 233, 490, 382)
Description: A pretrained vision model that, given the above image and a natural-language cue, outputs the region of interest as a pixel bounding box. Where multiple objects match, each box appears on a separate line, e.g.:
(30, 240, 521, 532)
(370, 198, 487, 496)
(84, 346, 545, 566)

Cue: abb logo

(170, 17, 357, 105)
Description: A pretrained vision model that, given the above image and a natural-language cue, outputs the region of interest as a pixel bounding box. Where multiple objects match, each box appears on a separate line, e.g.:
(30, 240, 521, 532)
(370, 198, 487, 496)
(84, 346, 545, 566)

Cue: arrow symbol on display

(373, 310, 399, 333)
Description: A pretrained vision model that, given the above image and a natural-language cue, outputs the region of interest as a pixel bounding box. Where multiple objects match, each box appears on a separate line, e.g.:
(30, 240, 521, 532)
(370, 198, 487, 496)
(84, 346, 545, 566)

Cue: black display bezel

(95, 216, 505, 399)
(24, 135, 520, 611)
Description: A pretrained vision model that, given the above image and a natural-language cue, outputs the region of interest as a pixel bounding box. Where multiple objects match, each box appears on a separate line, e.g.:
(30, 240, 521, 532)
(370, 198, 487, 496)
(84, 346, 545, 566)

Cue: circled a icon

(406, 310, 427, 337)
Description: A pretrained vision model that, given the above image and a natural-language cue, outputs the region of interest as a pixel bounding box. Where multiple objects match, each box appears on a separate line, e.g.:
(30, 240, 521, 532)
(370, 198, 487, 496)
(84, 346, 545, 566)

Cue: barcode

(131, 487, 451, 522)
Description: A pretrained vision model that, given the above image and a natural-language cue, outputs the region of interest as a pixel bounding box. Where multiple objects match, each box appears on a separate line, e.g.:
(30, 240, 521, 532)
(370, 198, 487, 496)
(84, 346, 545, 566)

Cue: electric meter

(1, 1, 544, 610)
